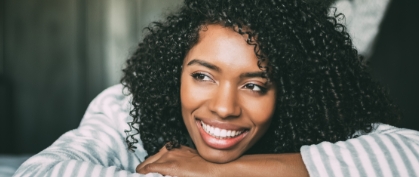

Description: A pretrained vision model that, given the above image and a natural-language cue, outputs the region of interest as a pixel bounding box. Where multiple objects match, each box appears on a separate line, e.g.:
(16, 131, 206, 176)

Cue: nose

(208, 82, 241, 119)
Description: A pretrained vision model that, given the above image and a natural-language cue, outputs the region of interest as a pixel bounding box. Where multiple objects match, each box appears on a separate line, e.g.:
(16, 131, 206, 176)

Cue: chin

(197, 147, 242, 164)
(199, 150, 241, 164)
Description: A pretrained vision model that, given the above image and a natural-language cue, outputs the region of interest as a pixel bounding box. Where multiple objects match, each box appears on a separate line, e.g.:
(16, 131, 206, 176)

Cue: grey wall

(0, 0, 183, 154)
(2, 0, 83, 154)
(369, 0, 419, 131)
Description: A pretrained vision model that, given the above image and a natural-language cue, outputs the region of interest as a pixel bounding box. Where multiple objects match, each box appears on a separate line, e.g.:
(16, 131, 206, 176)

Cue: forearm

(13, 129, 147, 177)
(15, 158, 145, 177)
(214, 153, 308, 177)
(300, 124, 419, 177)
(15, 85, 151, 176)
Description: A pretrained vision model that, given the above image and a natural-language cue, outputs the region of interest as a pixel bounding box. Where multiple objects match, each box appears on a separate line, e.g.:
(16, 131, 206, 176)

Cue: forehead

(184, 24, 259, 70)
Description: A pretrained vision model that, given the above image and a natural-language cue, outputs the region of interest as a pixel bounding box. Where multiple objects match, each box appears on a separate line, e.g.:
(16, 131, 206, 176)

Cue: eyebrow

(187, 59, 220, 72)
(187, 59, 266, 79)
(240, 71, 266, 79)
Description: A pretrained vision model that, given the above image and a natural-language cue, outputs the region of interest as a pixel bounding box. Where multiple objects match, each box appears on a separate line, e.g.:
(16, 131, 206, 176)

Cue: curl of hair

(121, 0, 400, 157)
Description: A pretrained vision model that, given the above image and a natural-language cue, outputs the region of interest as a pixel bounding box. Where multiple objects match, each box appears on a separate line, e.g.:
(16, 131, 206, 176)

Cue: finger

(178, 145, 196, 152)
(136, 146, 169, 171)
(137, 162, 176, 175)
(177, 145, 199, 155)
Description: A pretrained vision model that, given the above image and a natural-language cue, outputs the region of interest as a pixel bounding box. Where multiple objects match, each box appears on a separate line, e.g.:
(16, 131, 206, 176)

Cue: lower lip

(196, 120, 248, 149)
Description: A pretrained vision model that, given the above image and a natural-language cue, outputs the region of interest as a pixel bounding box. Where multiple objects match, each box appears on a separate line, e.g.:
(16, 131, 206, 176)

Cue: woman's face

(180, 24, 276, 163)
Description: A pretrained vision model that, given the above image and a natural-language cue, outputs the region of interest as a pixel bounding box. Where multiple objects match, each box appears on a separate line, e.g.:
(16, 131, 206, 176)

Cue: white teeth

(221, 129, 227, 137)
(201, 121, 244, 138)
(214, 128, 220, 135)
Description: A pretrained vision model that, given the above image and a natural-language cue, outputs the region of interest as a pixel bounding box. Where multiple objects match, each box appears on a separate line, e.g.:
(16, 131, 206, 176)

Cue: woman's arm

(136, 145, 308, 177)
(14, 85, 159, 177)
(213, 153, 309, 177)
(301, 123, 419, 177)
(138, 124, 419, 177)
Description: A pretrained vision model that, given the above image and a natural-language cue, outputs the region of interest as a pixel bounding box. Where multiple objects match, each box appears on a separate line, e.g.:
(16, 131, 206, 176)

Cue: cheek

(244, 95, 276, 127)
(180, 73, 209, 116)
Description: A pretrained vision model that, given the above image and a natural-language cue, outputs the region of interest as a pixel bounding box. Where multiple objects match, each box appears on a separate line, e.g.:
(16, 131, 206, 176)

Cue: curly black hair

(121, 0, 400, 157)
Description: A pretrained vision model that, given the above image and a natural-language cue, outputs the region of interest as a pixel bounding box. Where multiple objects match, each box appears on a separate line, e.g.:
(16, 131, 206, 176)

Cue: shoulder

(81, 84, 149, 161)
(81, 84, 137, 150)
(369, 123, 419, 143)
(89, 84, 131, 109)
(84, 84, 132, 119)
(300, 124, 419, 176)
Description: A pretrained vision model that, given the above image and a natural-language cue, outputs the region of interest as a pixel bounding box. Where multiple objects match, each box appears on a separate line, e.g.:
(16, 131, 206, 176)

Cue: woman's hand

(137, 144, 308, 177)
(136, 145, 219, 176)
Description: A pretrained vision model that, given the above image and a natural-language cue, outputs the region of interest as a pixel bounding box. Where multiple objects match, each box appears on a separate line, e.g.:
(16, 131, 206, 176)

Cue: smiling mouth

(196, 120, 249, 149)
(201, 121, 246, 139)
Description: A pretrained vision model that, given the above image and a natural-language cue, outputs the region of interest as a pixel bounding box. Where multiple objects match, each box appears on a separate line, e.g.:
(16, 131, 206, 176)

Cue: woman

(14, 0, 419, 176)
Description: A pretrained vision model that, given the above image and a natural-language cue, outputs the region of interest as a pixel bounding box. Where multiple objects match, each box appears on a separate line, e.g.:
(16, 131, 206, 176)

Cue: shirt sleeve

(301, 124, 419, 177)
(13, 85, 163, 177)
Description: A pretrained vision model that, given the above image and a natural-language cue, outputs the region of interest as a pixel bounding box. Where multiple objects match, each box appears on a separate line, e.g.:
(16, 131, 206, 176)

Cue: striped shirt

(14, 84, 419, 177)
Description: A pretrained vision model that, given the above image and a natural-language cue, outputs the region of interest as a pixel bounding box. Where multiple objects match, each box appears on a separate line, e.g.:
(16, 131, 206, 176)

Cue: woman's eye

(244, 83, 267, 94)
(191, 73, 213, 82)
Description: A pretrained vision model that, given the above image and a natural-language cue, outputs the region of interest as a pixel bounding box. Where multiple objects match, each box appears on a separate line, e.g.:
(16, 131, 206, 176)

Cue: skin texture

(137, 145, 308, 177)
(180, 25, 276, 163)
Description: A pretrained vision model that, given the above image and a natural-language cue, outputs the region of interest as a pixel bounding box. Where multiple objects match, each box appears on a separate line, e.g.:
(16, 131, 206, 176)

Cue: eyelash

(190, 72, 268, 94)
(191, 72, 214, 82)
(243, 83, 268, 94)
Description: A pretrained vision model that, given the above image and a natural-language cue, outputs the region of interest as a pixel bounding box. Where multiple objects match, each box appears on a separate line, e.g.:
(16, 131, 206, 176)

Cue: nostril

(210, 101, 241, 118)
(208, 84, 241, 118)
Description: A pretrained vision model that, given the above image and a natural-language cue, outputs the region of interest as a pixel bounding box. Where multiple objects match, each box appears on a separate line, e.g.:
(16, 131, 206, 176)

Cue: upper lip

(196, 118, 249, 131)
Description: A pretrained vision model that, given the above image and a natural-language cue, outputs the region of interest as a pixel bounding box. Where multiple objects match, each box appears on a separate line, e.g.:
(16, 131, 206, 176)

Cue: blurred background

(0, 0, 418, 156)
